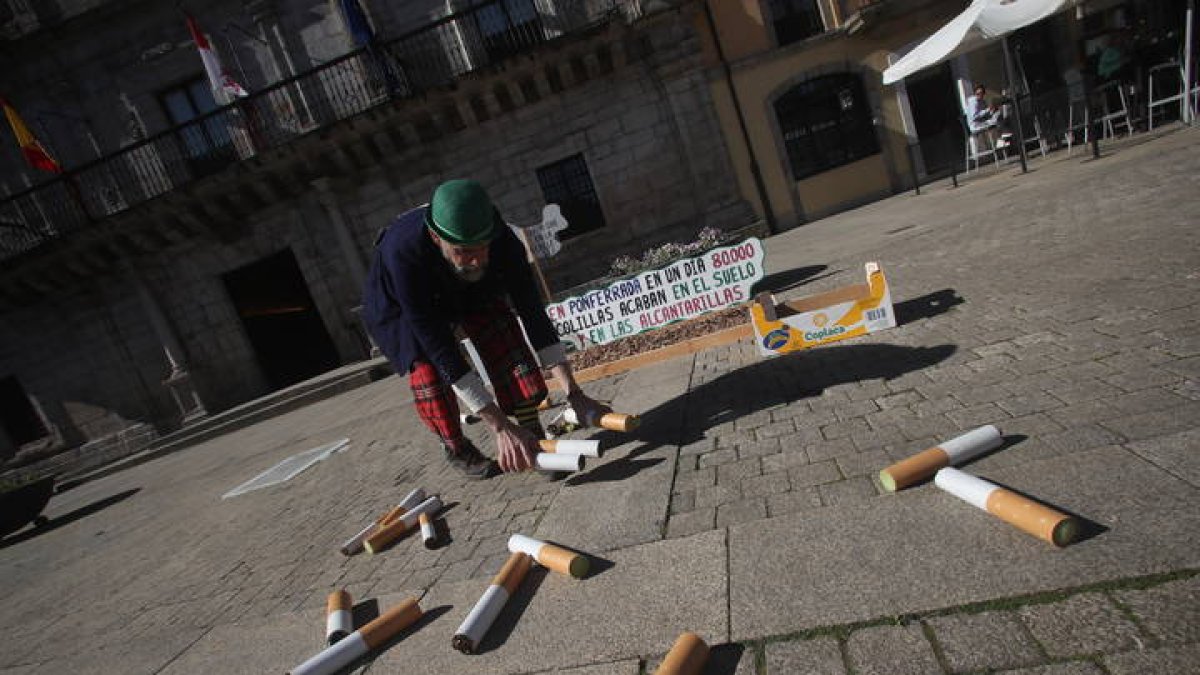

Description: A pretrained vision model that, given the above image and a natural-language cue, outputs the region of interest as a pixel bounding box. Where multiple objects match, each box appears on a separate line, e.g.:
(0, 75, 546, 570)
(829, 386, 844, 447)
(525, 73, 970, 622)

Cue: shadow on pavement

(580, 343, 958, 481)
(703, 643, 748, 674)
(0, 488, 140, 549)
(750, 264, 831, 296)
(893, 289, 964, 324)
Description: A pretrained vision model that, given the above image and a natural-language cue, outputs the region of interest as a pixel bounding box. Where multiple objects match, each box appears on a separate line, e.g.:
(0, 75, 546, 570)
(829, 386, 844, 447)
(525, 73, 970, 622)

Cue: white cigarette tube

(419, 513, 437, 549)
(879, 425, 1003, 492)
(290, 597, 422, 675)
(538, 439, 601, 457)
(452, 552, 532, 654)
(338, 488, 428, 555)
(508, 533, 590, 578)
(655, 632, 710, 675)
(364, 495, 444, 554)
(325, 590, 353, 645)
(934, 468, 1078, 547)
(534, 452, 584, 473)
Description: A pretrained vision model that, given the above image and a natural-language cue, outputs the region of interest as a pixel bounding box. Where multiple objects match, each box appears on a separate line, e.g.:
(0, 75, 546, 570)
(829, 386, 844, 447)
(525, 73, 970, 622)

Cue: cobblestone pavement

(1, 128, 1197, 674)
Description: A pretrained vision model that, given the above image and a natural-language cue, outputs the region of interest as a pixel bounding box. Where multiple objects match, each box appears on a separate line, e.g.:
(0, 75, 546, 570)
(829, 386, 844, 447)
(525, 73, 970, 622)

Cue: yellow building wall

(696, 1, 966, 227)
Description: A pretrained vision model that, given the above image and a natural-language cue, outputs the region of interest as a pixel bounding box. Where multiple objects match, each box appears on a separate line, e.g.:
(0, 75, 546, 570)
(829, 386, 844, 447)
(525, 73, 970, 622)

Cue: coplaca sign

(546, 237, 765, 349)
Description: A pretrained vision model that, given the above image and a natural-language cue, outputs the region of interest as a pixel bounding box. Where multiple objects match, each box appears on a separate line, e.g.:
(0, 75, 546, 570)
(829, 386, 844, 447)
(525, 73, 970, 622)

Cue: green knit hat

(425, 179, 499, 245)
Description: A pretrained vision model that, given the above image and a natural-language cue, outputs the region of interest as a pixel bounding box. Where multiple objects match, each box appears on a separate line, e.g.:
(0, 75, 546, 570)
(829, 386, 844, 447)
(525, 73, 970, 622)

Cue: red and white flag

(186, 14, 248, 103)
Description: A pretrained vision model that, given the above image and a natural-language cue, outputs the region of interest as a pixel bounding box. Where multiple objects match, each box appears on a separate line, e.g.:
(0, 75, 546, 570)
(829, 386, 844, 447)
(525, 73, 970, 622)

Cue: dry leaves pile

(566, 305, 749, 372)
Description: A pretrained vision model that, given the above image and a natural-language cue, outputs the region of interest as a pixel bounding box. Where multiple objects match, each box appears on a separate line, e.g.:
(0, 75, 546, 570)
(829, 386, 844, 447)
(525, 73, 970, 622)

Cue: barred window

(775, 73, 879, 180)
(767, 0, 825, 46)
(536, 154, 605, 240)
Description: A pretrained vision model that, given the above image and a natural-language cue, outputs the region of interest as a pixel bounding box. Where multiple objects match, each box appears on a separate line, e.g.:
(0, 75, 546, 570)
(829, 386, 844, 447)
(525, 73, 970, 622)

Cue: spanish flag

(1, 97, 61, 174)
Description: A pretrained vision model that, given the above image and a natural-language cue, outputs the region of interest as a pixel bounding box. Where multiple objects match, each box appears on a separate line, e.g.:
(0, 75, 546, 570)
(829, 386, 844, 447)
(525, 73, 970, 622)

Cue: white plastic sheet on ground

(882, 0, 1083, 84)
(222, 438, 350, 499)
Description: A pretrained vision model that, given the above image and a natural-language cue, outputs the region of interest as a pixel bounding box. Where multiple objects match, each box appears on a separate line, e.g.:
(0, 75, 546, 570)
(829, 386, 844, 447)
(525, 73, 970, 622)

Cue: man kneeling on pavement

(363, 179, 608, 479)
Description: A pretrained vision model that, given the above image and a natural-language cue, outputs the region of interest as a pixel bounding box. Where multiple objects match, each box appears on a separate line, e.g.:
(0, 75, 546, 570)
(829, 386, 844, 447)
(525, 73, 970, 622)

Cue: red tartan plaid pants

(408, 297, 547, 445)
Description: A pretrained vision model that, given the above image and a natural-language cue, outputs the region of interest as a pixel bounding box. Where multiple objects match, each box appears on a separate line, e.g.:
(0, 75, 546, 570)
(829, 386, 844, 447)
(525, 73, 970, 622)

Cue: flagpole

(1001, 36, 1029, 174)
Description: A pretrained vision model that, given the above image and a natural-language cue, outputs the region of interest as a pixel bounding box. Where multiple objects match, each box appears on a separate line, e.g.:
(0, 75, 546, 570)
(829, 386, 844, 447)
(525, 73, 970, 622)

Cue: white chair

(1095, 81, 1133, 139)
(961, 116, 1002, 172)
(1063, 69, 1089, 155)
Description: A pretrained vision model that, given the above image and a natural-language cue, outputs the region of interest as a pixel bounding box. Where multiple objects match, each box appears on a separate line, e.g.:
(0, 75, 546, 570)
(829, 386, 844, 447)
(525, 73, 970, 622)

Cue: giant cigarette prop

(934, 468, 1078, 546)
(508, 534, 590, 578)
(325, 590, 353, 645)
(563, 408, 641, 433)
(534, 452, 584, 472)
(339, 488, 427, 555)
(879, 426, 1002, 492)
(419, 513, 437, 549)
(452, 551, 532, 654)
(654, 632, 710, 675)
(290, 597, 423, 675)
(538, 439, 601, 458)
(363, 495, 444, 554)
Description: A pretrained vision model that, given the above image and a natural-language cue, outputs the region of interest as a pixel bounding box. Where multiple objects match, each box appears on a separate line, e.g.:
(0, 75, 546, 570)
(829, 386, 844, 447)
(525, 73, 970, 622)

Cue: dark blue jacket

(362, 206, 560, 383)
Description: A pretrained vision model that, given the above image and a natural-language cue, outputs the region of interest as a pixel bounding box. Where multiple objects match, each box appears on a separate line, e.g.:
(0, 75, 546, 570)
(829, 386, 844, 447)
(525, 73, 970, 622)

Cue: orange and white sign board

(750, 262, 896, 356)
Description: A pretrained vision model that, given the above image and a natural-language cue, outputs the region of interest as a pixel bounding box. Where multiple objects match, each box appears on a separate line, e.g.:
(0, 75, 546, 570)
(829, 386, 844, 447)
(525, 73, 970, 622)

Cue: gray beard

(452, 265, 486, 283)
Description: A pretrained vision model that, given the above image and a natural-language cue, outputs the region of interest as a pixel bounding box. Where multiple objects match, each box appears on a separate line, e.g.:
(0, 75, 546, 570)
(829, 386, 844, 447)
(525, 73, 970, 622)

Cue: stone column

(312, 179, 380, 357)
(127, 266, 207, 424)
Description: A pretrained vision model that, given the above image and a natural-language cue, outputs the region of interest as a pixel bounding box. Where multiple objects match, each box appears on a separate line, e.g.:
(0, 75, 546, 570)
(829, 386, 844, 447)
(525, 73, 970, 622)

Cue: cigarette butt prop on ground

(534, 452, 584, 472)
(339, 488, 426, 555)
(879, 426, 1002, 492)
(934, 468, 1079, 546)
(538, 439, 601, 457)
(508, 533, 590, 578)
(452, 552, 533, 654)
(564, 408, 641, 433)
(654, 632, 710, 675)
(325, 590, 353, 645)
(289, 597, 422, 675)
(419, 512, 437, 549)
(363, 495, 444, 554)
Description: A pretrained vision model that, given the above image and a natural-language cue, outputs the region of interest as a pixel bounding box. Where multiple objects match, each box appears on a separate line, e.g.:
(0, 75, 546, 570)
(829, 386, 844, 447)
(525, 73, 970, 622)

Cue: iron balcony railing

(0, 0, 638, 261)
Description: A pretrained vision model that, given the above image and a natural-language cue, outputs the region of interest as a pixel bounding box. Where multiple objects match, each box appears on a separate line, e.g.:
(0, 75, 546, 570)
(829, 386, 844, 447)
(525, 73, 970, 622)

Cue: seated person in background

(966, 84, 1009, 149)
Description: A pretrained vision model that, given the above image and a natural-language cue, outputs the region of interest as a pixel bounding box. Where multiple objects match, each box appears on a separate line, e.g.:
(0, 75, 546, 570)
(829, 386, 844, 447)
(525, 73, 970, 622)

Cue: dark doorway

(0, 376, 48, 447)
(906, 62, 962, 175)
(222, 249, 340, 391)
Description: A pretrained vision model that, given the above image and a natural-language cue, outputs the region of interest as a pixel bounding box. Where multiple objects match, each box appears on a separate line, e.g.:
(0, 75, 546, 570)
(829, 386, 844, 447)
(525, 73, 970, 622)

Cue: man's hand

(567, 389, 611, 427)
(493, 422, 539, 473)
(477, 403, 539, 473)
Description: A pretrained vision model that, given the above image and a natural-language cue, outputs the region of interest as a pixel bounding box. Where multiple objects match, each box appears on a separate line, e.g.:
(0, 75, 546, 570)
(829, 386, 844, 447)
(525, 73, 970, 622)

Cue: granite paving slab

(361, 529, 727, 674)
(728, 445, 1200, 640)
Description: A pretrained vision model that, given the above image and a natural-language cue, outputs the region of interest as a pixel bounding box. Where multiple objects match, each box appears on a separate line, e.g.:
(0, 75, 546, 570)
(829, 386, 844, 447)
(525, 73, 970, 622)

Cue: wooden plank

(551, 322, 754, 388)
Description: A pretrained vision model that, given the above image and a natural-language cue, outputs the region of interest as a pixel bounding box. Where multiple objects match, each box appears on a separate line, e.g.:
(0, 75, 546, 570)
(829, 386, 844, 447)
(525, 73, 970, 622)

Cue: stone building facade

(0, 0, 754, 460)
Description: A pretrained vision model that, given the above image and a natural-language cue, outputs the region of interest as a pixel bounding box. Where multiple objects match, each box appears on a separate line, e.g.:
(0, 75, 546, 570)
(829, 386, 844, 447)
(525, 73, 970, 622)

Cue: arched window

(774, 73, 880, 180)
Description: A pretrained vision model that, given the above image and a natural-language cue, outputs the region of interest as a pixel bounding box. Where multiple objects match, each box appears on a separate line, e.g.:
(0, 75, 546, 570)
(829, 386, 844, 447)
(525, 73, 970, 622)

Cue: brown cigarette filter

(326, 589, 352, 613)
(655, 632, 710, 675)
(879, 447, 951, 492)
(378, 505, 406, 527)
(599, 412, 640, 433)
(538, 439, 559, 453)
(358, 597, 423, 650)
(986, 489, 1078, 547)
(536, 543, 590, 579)
(493, 551, 533, 595)
(363, 517, 411, 554)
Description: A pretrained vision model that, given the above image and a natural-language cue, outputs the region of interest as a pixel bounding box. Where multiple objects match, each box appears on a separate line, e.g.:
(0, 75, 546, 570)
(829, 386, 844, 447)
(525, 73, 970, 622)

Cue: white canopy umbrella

(883, 0, 1083, 85)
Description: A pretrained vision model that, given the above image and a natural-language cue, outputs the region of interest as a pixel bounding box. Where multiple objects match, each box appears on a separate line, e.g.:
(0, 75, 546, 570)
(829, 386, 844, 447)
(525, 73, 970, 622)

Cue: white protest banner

(546, 237, 765, 349)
